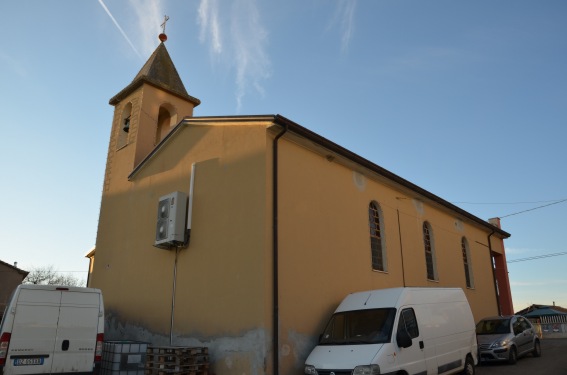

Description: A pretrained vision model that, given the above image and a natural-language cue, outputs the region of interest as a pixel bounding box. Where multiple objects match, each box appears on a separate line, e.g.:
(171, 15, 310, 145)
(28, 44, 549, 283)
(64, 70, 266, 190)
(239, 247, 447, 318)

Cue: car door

(395, 308, 427, 374)
(514, 317, 534, 355)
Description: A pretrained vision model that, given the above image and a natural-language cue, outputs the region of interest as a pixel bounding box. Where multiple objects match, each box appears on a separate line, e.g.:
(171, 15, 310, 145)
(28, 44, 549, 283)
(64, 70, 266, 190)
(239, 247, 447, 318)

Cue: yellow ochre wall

(92, 103, 507, 375)
(93, 84, 276, 374)
(275, 136, 503, 373)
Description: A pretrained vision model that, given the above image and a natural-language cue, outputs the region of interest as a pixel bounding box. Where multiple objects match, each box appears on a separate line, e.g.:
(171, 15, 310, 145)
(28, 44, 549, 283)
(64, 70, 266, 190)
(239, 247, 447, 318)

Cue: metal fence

(535, 323, 567, 338)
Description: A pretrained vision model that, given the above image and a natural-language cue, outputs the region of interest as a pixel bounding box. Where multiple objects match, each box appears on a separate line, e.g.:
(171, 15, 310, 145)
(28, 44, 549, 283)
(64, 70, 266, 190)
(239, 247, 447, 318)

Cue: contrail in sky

(97, 0, 143, 59)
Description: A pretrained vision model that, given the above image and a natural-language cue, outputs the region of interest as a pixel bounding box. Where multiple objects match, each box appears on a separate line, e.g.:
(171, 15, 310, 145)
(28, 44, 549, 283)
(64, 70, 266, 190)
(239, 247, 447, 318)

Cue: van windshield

(319, 308, 396, 345)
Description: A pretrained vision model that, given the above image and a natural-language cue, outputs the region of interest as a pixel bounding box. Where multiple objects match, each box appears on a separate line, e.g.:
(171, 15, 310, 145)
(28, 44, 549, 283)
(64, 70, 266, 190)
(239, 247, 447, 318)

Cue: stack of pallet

(145, 346, 209, 375)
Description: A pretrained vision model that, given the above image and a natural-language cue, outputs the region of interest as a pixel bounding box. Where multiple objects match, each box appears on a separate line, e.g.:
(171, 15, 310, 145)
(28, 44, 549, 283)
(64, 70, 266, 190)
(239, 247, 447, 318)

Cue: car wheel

(508, 346, 518, 365)
(461, 355, 475, 375)
(532, 339, 542, 357)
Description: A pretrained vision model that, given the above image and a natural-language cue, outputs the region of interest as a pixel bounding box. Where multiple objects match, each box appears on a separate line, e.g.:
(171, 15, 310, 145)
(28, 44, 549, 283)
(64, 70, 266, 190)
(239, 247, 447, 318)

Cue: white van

(305, 287, 477, 375)
(0, 285, 104, 375)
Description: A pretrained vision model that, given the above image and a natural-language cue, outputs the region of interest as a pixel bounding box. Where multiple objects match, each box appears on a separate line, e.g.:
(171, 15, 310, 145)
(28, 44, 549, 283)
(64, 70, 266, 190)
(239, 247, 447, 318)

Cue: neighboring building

(517, 303, 567, 339)
(0, 260, 28, 319)
(85, 246, 96, 287)
(89, 36, 512, 375)
(517, 303, 567, 323)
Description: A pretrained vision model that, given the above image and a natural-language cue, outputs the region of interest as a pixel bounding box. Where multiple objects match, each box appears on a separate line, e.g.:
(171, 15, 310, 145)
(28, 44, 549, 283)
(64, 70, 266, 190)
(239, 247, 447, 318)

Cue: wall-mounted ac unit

(154, 191, 188, 249)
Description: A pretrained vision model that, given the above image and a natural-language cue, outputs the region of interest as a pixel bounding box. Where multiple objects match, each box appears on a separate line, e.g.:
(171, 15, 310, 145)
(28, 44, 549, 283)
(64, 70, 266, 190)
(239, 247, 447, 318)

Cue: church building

(89, 33, 512, 375)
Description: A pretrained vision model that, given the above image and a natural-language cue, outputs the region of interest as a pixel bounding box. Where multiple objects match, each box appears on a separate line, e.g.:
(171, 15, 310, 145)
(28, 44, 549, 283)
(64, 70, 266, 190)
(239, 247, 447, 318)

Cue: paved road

(475, 338, 567, 375)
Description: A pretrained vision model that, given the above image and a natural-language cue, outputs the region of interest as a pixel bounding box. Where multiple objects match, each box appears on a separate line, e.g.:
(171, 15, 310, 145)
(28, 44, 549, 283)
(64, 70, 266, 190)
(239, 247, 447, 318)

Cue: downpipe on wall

(170, 247, 180, 346)
(272, 124, 288, 375)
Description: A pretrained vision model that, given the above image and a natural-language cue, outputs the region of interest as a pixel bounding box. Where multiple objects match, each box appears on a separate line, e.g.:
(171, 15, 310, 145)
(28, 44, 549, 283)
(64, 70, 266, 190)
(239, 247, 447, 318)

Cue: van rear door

(8, 287, 60, 374)
(50, 290, 101, 373)
(6, 287, 101, 375)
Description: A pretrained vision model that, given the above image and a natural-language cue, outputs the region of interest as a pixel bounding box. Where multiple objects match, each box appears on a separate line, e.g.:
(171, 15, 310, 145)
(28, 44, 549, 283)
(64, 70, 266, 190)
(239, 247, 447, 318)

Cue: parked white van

(305, 287, 477, 375)
(0, 285, 104, 375)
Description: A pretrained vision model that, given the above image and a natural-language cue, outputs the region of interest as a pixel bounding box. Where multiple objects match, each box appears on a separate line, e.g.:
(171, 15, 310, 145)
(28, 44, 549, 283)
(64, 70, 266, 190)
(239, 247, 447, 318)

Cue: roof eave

(273, 114, 511, 239)
(109, 78, 201, 107)
(125, 113, 510, 238)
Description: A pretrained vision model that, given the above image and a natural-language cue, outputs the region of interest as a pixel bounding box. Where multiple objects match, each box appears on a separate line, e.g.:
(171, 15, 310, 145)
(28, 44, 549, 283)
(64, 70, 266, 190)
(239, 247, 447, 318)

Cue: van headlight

(353, 365, 380, 375)
(304, 365, 318, 375)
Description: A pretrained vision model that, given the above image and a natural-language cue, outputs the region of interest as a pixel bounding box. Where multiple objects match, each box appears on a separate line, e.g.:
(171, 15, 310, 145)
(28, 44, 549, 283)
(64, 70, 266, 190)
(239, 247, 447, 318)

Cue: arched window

(368, 201, 387, 271)
(155, 104, 178, 145)
(116, 102, 132, 149)
(461, 237, 474, 288)
(155, 106, 171, 145)
(422, 221, 437, 281)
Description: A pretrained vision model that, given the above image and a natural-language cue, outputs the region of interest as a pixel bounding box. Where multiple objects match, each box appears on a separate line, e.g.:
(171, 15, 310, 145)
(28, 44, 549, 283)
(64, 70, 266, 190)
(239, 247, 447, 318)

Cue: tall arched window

(155, 106, 172, 145)
(461, 237, 474, 288)
(116, 102, 132, 149)
(423, 221, 437, 281)
(368, 201, 387, 271)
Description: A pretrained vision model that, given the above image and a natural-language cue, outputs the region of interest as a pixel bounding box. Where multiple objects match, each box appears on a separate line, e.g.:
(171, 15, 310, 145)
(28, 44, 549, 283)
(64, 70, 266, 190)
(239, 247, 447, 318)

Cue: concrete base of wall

(104, 312, 269, 375)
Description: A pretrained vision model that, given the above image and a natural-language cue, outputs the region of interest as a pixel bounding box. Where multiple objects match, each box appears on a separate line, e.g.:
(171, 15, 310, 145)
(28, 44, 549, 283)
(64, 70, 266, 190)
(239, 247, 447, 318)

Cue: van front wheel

(460, 355, 475, 375)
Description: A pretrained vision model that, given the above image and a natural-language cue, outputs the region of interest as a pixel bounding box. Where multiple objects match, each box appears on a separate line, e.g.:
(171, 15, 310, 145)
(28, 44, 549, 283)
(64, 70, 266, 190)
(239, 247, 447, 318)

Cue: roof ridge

(109, 42, 200, 106)
(133, 43, 189, 97)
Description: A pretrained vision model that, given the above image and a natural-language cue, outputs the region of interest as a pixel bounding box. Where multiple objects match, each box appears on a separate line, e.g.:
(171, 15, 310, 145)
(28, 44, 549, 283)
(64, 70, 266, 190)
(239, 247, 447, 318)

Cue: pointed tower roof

(109, 42, 200, 106)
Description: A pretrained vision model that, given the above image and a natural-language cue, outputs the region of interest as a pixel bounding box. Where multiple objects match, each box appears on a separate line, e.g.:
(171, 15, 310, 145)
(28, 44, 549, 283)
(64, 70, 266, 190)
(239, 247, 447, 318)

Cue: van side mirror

(397, 329, 413, 348)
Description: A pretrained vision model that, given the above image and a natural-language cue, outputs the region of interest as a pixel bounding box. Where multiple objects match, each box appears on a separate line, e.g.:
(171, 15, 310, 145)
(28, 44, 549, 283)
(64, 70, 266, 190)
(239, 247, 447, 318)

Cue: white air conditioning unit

(154, 191, 188, 249)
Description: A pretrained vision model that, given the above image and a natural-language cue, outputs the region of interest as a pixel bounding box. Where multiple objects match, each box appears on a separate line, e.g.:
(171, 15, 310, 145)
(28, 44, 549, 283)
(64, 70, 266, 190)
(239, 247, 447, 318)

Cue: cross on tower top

(161, 15, 170, 34)
(159, 15, 170, 42)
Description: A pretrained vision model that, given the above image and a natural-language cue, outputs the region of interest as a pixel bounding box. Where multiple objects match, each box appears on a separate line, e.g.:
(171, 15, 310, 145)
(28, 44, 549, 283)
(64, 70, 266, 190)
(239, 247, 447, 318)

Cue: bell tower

(103, 29, 200, 192)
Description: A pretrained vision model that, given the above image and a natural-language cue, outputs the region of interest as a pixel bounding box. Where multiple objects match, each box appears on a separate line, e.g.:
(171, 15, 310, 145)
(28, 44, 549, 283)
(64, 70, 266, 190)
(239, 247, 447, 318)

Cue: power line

(507, 251, 567, 264)
(453, 199, 567, 205)
(499, 198, 567, 219)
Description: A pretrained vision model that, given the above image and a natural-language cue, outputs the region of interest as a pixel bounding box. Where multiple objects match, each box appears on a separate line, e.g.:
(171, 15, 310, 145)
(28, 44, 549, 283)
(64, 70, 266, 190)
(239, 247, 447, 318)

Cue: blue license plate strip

(14, 357, 44, 366)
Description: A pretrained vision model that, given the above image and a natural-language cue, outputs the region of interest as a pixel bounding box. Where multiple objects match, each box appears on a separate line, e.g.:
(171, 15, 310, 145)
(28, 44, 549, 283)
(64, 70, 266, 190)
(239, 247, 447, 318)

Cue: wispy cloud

(329, 0, 357, 53)
(197, 0, 271, 111)
(0, 53, 27, 78)
(504, 247, 532, 256)
(511, 280, 567, 287)
(198, 0, 222, 55)
(127, 0, 164, 58)
(97, 0, 143, 59)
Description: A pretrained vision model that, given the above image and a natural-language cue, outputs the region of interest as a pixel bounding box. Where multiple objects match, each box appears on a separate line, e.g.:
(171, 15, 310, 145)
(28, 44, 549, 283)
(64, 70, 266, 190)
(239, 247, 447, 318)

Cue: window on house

(461, 237, 474, 288)
(423, 221, 437, 281)
(368, 201, 387, 272)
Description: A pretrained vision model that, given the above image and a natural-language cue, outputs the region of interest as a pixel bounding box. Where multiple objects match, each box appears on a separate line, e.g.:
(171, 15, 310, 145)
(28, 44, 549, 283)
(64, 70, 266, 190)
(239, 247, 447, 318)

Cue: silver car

(476, 315, 541, 364)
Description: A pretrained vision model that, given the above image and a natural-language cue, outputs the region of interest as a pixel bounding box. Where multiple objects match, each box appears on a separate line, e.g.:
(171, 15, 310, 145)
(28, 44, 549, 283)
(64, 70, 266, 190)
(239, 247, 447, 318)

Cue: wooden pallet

(147, 347, 208, 356)
(146, 354, 208, 366)
(144, 370, 208, 375)
(144, 347, 209, 375)
(146, 362, 209, 370)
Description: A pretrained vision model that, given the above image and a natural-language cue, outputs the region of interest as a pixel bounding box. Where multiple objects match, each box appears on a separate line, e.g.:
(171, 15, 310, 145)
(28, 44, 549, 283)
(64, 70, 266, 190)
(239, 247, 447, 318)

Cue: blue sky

(0, 1, 566, 313)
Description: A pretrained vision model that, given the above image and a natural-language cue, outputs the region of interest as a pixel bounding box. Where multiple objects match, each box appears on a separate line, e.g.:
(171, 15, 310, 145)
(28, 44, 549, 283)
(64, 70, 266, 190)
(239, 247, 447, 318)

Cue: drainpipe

(396, 209, 406, 287)
(170, 247, 180, 345)
(487, 231, 502, 316)
(272, 124, 288, 375)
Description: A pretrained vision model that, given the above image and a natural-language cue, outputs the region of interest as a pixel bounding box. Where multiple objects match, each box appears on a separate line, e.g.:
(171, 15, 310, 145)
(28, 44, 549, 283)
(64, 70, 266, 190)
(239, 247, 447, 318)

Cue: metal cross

(161, 15, 170, 33)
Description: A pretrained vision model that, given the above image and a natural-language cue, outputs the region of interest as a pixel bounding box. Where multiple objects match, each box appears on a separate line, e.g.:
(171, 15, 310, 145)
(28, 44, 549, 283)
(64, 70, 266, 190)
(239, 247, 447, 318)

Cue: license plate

(14, 358, 44, 366)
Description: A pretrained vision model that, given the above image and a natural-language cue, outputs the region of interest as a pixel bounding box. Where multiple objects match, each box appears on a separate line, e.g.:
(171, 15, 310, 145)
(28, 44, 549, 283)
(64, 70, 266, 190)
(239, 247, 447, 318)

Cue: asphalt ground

(475, 338, 567, 375)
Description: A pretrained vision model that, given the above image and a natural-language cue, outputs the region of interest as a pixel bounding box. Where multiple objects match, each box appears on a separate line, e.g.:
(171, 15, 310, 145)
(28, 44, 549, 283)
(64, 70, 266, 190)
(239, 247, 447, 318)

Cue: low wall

(533, 323, 567, 339)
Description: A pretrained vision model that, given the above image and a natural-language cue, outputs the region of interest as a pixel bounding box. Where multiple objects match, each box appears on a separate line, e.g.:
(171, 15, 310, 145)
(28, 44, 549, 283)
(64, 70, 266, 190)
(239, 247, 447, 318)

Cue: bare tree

(23, 265, 85, 287)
